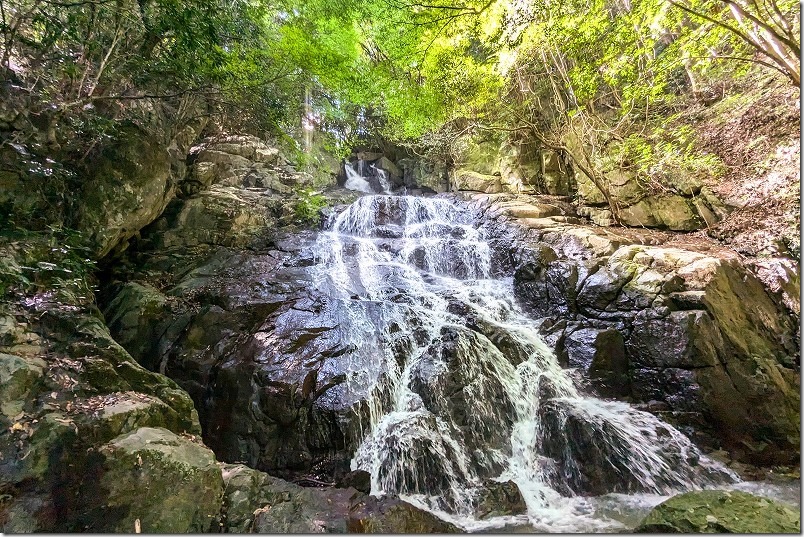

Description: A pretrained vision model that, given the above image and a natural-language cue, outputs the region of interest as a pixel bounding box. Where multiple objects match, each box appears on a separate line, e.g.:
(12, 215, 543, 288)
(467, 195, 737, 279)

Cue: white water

(343, 161, 392, 194)
(312, 195, 738, 532)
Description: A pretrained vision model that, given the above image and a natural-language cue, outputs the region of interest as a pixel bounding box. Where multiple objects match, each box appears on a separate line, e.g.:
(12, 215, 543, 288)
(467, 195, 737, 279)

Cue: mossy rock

(459, 139, 500, 176)
(619, 194, 704, 231)
(75, 124, 175, 258)
(634, 490, 800, 533)
(220, 463, 299, 532)
(222, 463, 460, 534)
(347, 496, 462, 533)
(84, 427, 224, 533)
(454, 169, 502, 193)
(103, 282, 167, 361)
(0, 353, 45, 417)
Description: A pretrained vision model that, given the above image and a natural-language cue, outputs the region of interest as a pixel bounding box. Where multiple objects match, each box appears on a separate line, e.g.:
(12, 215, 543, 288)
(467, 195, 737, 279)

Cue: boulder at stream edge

(634, 490, 800, 533)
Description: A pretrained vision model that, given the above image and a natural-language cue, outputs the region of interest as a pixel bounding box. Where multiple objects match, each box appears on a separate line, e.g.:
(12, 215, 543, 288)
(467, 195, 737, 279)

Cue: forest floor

(690, 71, 800, 259)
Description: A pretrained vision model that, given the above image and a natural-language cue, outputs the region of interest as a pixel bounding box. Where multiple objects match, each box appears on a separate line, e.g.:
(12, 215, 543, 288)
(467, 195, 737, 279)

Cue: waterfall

(312, 195, 737, 530)
(343, 161, 392, 194)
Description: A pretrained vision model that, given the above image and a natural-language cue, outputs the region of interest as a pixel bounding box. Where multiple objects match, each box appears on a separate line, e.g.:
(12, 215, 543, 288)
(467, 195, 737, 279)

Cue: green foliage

(2, 0, 796, 229)
(618, 126, 726, 188)
(293, 188, 328, 225)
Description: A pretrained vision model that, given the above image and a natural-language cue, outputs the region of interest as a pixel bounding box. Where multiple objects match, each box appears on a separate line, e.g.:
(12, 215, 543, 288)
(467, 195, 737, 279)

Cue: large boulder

(634, 490, 800, 533)
(145, 186, 282, 250)
(345, 495, 462, 533)
(619, 195, 704, 231)
(454, 169, 503, 193)
(74, 116, 207, 258)
(75, 124, 174, 257)
(189, 135, 292, 195)
(80, 427, 224, 533)
(220, 464, 295, 533)
(220, 463, 460, 533)
(475, 480, 527, 519)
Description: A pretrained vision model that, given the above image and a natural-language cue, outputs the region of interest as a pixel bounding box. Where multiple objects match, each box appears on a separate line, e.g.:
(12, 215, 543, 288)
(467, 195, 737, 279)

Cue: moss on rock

(87, 427, 224, 533)
(634, 490, 800, 533)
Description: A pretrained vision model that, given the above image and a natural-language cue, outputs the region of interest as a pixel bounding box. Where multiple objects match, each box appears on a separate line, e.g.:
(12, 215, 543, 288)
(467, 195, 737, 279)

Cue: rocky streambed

(0, 135, 799, 532)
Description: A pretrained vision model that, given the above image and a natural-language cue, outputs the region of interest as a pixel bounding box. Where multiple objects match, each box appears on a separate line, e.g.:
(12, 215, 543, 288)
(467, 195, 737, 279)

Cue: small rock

(336, 469, 372, 493)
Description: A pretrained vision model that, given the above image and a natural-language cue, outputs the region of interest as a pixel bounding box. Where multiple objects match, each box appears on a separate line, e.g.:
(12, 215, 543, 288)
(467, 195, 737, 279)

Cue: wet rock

(373, 156, 402, 182)
(564, 328, 629, 395)
(634, 490, 800, 533)
(576, 260, 638, 312)
(628, 310, 722, 369)
(106, 229, 361, 478)
(475, 480, 527, 519)
(537, 398, 731, 497)
(538, 401, 646, 495)
(337, 469, 372, 493)
(221, 462, 460, 534)
(409, 326, 515, 477)
(505, 207, 801, 464)
(347, 495, 461, 533)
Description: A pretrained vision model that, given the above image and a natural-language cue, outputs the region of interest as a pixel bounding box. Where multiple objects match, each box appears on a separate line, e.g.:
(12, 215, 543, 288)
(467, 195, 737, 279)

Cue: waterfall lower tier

(312, 195, 737, 531)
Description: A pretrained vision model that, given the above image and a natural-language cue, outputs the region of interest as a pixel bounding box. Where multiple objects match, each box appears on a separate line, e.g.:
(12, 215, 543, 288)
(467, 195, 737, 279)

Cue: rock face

(618, 194, 704, 231)
(102, 136, 362, 482)
(466, 193, 800, 465)
(449, 132, 724, 232)
(634, 490, 800, 533)
(457, 137, 575, 196)
(75, 114, 208, 258)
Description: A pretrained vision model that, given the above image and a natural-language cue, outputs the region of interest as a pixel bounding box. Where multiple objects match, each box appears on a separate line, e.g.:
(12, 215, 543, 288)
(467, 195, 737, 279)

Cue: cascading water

(312, 195, 738, 531)
(343, 161, 392, 194)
